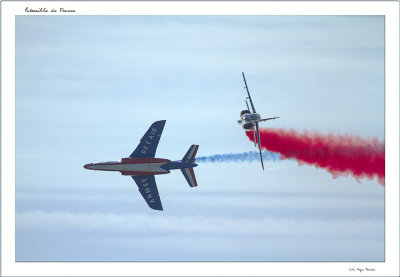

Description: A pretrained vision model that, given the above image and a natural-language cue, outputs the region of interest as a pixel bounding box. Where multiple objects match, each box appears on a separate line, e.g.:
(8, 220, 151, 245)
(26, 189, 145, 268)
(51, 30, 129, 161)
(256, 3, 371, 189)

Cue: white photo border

(1, 1, 399, 276)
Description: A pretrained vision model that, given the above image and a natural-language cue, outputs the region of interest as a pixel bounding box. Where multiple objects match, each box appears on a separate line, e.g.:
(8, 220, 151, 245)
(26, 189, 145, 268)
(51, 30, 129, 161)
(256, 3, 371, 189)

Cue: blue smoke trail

(195, 150, 280, 163)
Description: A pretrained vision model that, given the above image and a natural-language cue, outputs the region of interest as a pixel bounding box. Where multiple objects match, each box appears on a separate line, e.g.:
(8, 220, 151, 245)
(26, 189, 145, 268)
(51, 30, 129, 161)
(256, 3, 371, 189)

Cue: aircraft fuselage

(238, 112, 260, 130)
(84, 157, 197, 176)
(241, 112, 261, 124)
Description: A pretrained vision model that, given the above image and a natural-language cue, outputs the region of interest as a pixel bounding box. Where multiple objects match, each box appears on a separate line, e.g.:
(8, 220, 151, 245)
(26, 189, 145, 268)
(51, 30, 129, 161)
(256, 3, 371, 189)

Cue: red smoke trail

(246, 129, 385, 186)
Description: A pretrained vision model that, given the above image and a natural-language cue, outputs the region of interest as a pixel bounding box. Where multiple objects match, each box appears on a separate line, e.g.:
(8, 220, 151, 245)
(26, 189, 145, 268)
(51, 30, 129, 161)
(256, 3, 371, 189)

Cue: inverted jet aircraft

(238, 72, 279, 170)
(84, 120, 199, 210)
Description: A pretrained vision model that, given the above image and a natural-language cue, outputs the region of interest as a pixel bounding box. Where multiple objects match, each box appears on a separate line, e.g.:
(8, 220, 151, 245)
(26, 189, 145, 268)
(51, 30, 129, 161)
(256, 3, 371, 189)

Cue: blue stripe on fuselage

(161, 161, 197, 171)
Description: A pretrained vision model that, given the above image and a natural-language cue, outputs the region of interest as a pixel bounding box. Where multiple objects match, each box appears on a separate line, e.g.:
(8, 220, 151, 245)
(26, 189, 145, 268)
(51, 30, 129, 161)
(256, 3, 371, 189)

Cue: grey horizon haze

(15, 15, 384, 262)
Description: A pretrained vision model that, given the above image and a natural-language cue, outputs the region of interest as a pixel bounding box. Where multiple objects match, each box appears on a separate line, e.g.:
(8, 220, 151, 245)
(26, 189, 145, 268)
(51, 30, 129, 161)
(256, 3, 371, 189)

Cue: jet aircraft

(84, 120, 199, 210)
(238, 72, 279, 170)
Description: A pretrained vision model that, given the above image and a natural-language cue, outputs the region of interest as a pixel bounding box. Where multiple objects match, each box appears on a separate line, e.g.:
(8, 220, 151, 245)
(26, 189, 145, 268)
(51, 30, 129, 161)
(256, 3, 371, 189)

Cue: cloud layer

(16, 210, 383, 240)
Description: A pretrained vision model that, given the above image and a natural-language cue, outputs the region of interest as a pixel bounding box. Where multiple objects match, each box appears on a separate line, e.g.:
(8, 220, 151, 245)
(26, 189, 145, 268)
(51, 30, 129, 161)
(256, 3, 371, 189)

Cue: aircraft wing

(259, 116, 279, 122)
(129, 120, 166, 158)
(242, 72, 257, 113)
(255, 122, 264, 170)
(131, 175, 163, 210)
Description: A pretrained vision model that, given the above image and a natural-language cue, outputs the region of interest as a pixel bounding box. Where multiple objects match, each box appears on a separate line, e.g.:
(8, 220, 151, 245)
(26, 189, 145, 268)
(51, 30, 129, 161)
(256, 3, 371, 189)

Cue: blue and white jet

(84, 120, 199, 211)
(238, 72, 279, 170)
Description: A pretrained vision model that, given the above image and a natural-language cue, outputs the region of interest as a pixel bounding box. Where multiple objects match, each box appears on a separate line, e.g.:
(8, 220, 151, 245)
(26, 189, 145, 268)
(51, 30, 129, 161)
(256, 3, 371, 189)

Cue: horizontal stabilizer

(181, 167, 198, 187)
(182, 145, 199, 161)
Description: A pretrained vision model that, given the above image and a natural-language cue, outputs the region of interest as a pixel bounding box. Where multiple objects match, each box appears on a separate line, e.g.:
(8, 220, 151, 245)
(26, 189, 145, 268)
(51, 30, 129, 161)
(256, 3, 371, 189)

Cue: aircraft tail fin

(181, 167, 198, 187)
(182, 145, 199, 161)
(181, 145, 199, 187)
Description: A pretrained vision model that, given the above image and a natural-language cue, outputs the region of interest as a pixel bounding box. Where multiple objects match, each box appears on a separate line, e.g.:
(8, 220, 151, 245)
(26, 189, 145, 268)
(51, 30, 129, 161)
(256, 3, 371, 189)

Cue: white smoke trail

(196, 150, 280, 163)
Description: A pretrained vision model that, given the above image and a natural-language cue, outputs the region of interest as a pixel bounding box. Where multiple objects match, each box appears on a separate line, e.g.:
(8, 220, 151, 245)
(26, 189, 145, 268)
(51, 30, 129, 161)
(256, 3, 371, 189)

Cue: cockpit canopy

(241, 113, 261, 123)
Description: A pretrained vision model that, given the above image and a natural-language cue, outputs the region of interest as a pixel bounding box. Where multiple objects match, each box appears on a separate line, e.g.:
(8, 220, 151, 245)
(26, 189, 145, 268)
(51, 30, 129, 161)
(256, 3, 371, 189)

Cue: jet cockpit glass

(242, 113, 261, 123)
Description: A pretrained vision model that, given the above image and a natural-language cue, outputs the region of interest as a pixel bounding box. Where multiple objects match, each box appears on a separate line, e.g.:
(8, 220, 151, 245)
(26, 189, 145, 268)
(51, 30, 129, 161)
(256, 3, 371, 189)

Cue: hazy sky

(15, 15, 384, 262)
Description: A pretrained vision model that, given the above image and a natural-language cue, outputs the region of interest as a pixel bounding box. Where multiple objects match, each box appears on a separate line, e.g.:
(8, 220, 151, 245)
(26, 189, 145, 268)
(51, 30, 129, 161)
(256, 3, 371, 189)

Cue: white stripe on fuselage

(88, 163, 168, 172)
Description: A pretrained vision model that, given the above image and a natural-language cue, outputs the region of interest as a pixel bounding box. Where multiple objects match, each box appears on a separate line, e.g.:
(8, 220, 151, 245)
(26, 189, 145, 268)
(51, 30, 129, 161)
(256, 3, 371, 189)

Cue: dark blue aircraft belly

(161, 161, 197, 170)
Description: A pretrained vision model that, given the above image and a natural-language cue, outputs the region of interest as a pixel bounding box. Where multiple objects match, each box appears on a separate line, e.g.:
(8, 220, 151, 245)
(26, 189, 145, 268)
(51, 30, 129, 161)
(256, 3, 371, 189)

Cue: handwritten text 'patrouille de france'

(25, 7, 76, 13)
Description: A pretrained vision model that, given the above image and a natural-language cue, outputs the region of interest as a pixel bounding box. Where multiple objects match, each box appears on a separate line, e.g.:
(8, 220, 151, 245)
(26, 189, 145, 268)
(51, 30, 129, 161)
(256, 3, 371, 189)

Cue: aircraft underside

(85, 162, 170, 174)
(84, 121, 199, 210)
